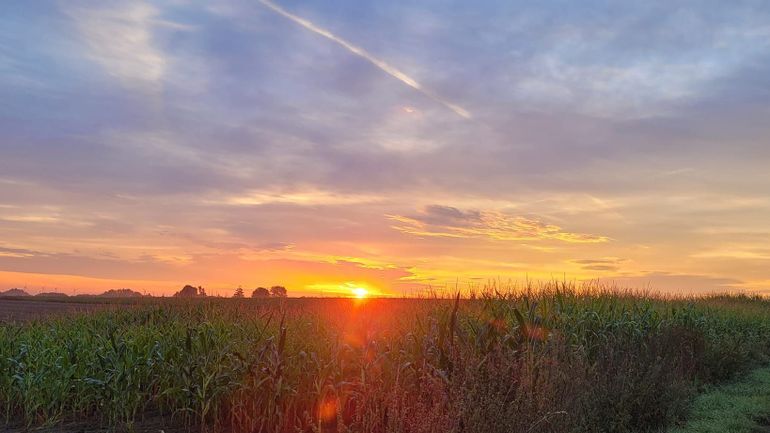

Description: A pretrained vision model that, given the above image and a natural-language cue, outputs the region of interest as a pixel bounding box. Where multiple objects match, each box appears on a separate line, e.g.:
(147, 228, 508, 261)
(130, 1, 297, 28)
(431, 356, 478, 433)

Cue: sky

(1, 0, 770, 297)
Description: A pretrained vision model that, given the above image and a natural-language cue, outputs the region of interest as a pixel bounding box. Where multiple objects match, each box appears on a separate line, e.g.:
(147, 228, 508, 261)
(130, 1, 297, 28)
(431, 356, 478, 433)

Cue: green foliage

(668, 366, 770, 433)
(2, 286, 770, 432)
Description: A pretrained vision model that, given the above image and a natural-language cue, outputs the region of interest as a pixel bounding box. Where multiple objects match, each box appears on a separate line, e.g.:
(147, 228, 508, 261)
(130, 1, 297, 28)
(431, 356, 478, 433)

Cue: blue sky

(1, 0, 770, 295)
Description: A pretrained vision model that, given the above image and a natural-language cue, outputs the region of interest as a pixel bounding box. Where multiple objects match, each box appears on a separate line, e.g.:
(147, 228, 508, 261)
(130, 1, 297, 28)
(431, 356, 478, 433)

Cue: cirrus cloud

(389, 205, 609, 243)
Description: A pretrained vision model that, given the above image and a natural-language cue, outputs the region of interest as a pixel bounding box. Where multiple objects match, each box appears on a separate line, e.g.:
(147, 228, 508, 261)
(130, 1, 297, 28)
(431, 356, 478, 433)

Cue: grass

(668, 367, 770, 433)
(2, 284, 770, 432)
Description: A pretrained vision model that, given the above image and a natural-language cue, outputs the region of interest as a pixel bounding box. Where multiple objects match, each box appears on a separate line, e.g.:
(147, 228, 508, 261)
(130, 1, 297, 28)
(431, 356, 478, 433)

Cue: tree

(0, 288, 30, 297)
(198, 286, 207, 297)
(251, 287, 269, 298)
(233, 286, 244, 298)
(270, 285, 287, 298)
(99, 288, 142, 298)
(174, 285, 199, 297)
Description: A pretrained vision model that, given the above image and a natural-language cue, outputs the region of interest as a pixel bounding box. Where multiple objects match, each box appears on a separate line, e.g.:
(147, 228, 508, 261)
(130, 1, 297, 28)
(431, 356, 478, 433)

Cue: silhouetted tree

(198, 286, 207, 297)
(100, 288, 142, 298)
(0, 288, 30, 297)
(174, 285, 199, 297)
(36, 292, 68, 298)
(270, 285, 287, 298)
(233, 286, 244, 298)
(251, 287, 269, 298)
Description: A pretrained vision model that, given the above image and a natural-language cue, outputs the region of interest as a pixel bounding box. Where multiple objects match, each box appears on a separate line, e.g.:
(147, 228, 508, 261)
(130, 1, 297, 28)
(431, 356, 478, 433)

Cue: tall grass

(2, 284, 770, 432)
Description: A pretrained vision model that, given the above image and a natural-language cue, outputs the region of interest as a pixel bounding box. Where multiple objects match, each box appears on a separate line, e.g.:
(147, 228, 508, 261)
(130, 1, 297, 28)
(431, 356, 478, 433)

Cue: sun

(351, 287, 368, 299)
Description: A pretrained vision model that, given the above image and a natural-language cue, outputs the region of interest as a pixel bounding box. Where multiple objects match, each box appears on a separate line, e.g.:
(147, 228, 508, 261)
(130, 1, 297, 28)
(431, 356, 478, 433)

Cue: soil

(0, 414, 189, 433)
(0, 299, 107, 322)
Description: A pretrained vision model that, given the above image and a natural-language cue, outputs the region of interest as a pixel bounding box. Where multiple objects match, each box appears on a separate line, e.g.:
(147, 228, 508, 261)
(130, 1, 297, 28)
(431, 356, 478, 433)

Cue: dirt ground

(0, 299, 108, 322)
(0, 416, 185, 433)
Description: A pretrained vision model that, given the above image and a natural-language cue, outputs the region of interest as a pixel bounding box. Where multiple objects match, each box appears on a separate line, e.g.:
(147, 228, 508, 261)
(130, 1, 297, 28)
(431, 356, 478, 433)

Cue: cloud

(0, 246, 37, 258)
(691, 249, 770, 260)
(258, 0, 470, 119)
(600, 271, 744, 293)
(2, 1, 770, 294)
(221, 188, 384, 206)
(255, 241, 295, 252)
(390, 205, 609, 243)
(0, 246, 174, 281)
(582, 265, 618, 271)
(66, 2, 168, 85)
(157, 230, 294, 254)
(571, 257, 627, 272)
(0, 244, 417, 296)
(572, 258, 625, 265)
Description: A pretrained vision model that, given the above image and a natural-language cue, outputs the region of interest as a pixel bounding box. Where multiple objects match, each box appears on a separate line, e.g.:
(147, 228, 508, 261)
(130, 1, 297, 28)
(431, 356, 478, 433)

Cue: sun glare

(352, 287, 368, 298)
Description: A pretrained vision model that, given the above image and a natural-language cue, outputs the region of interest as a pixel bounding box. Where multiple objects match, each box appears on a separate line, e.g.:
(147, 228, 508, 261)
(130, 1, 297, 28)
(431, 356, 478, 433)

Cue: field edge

(668, 365, 770, 433)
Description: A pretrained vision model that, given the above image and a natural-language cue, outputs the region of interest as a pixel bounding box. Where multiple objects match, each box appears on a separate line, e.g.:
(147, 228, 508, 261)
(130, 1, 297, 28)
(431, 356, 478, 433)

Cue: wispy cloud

(691, 249, 770, 260)
(220, 188, 384, 206)
(599, 272, 744, 293)
(67, 2, 167, 85)
(571, 257, 627, 272)
(390, 205, 609, 243)
(0, 247, 37, 258)
(258, 0, 471, 119)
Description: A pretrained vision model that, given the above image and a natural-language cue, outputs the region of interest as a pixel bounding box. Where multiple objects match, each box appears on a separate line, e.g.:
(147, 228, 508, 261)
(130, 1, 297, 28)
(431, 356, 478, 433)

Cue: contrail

(259, 0, 471, 119)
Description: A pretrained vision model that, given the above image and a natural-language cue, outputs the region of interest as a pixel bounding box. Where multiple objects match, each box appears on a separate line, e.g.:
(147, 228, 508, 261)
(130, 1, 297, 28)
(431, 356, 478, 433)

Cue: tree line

(173, 285, 287, 298)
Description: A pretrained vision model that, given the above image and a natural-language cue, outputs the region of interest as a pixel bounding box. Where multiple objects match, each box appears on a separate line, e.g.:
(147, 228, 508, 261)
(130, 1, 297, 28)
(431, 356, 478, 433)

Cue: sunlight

(304, 281, 380, 298)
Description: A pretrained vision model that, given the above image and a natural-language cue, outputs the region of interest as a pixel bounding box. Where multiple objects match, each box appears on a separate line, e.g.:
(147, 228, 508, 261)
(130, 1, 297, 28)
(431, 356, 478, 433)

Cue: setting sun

(2, 1, 770, 431)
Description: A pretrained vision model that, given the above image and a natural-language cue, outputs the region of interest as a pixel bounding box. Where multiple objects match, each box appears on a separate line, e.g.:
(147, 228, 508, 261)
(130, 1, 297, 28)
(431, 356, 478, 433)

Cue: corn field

(2, 284, 770, 432)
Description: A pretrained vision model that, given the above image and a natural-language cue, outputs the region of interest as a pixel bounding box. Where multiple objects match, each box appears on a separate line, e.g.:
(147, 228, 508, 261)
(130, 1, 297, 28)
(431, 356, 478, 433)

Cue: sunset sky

(2, 1, 770, 296)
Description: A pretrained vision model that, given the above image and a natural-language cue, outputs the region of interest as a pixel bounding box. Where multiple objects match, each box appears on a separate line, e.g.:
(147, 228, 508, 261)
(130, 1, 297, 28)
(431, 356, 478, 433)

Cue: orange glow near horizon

(2, 2, 770, 300)
(1, 203, 768, 297)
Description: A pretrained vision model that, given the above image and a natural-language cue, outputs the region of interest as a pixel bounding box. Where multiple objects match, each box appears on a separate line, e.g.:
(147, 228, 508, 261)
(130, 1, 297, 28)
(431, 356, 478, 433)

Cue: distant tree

(198, 286, 207, 297)
(36, 292, 68, 298)
(0, 288, 30, 297)
(251, 287, 269, 298)
(270, 285, 287, 298)
(233, 286, 244, 298)
(100, 288, 143, 298)
(174, 285, 199, 297)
